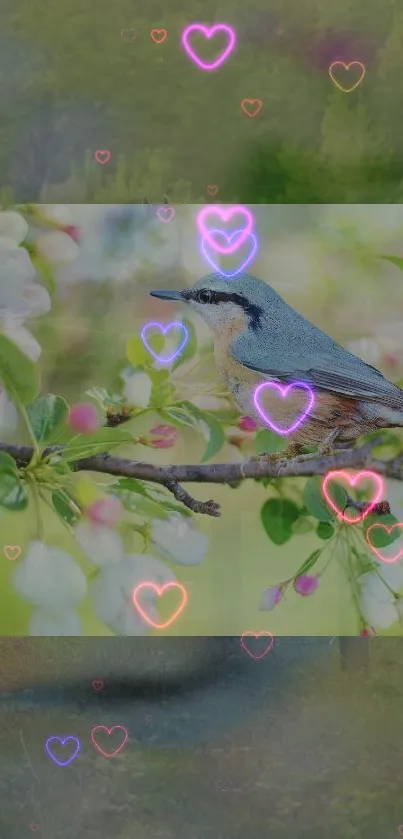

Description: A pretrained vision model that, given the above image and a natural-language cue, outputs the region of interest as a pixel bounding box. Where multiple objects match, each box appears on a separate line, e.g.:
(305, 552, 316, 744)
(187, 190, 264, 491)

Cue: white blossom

(13, 541, 87, 610)
(123, 371, 152, 408)
(36, 230, 79, 264)
(358, 563, 403, 630)
(151, 514, 208, 566)
(75, 522, 125, 567)
(29, 608, 83, 636)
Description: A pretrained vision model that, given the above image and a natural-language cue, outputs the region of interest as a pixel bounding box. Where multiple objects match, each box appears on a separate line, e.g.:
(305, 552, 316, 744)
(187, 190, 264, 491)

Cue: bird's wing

(232, 344, 403, 409)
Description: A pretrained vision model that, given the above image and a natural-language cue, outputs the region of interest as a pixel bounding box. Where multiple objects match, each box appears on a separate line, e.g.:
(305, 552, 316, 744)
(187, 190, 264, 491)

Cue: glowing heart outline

(322, 470, 384, 524)
(132, 581, 188, 630)
(90, 725, 128, 758)
(181, 24, 236, 71)
(197, 205, 254, 255)
(240, 631, 274, 660)
(3, 544, 21, 560)
(201, 228, 258, 277)
(141, 321, 188, 364)
(156, 206, 175, 223)
(45, 736, 81, 767)
(365, 523, 403, 564)
(253, 381, 315, 436)
(328, 61, 366, 93)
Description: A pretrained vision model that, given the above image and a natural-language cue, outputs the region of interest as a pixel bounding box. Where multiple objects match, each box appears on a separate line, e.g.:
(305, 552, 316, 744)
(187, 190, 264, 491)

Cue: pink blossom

(294, 574, 319, 597)
(64, 224, 81, 244)
(260, 585, 283, 611)
(68, 402, 100, 434)
(87, 497, 124, 527)
(148, 424, 178, 449)
(360, 626, 377, 637)
(238, 416, 258, 432)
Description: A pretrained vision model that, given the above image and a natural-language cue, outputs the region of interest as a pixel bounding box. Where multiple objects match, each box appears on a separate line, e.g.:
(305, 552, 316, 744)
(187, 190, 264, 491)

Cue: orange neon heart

(132, 581, 188, 629)
(328, 61, 366, 92)
(366, 523, 403, 564)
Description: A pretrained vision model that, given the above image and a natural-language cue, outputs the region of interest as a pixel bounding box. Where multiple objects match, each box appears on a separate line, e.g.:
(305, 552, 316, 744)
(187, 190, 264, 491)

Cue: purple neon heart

(200, 229, 258, 277)
(253, 381, 315, 436)
(45, 736, 81, 766)
(141, 321, 188, 364)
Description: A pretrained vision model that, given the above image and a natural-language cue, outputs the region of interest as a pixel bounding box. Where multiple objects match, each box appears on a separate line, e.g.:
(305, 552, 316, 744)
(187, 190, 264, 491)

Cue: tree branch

(0, 438, 400, 517)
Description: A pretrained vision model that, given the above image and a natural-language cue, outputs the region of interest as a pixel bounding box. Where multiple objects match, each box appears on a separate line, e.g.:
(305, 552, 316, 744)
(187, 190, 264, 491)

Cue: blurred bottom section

(0, 637, 402, 839)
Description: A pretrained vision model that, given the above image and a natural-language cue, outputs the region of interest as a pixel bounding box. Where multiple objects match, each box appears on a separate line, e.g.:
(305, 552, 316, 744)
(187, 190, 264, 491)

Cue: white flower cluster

(13, 513, 208, 636)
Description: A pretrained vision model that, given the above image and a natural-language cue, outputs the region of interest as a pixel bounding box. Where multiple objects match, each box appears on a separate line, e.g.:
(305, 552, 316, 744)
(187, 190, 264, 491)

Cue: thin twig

(0, 437, 398, 517)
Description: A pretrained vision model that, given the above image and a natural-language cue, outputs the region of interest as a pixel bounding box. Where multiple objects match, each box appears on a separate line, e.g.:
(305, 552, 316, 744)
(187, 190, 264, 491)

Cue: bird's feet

(247, 449, 297, 476)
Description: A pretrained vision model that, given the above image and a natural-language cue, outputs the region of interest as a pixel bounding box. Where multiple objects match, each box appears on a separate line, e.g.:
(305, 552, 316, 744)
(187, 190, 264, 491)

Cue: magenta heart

(156, 206, 175, 223)
(253, 381, 315, 436)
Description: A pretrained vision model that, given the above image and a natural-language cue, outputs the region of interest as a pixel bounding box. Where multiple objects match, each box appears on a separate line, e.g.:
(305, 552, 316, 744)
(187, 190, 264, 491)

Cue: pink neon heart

(94, 150, 111, 165)
(253, 381, 314, 435)
(156, 206, 175, 223)
(181, 24, 236, 71)
(90, 725, 128, 757)
(365, 523, 403, 564)
(197, 205, 254, 255)
(322, 470, 384, 524)
(240, 631, 274, 660)
(132, 582, 188, 630)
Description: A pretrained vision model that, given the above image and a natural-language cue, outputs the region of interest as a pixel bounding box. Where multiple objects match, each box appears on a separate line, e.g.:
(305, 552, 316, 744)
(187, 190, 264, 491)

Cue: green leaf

(112, 486, 170, 519)
(292, 517, 314, 534)
(260, 498, 300, 545)
(31, 253, 57, 295)
(363, 513, 401, 547)
(294, 548, 323, 578)
(160, 405, 199, 429)
(61, 427, 134, 462)
(255, 429, 287, 455)
(26, 394, 69, 443)
(381, 255, 403, 271)
(0, 455, 28, 511)
(126, 334, 152, 367)
(172, 318, 198, 370)
(303, 476, 334, 521)
(0, 334, 40, 405)
(316, 521, 335, 540)
(52, 489, 80, 525)
(198, 414, 225, 462)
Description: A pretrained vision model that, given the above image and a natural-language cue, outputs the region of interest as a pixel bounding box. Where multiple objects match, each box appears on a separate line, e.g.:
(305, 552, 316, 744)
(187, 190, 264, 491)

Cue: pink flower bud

(294, 574, 319, 597)
(68, 402, 100, 434)
(87, 497, 124, 527)
(148, 424, 178, 449)
(260, 585, 283, 611)
(360, 626, 377, 637)
(238, 415, 258, 432)
(64, 224, 81, 244)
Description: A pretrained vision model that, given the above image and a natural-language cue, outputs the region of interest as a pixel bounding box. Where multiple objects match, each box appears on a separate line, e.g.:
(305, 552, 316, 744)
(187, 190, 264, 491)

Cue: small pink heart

(3, 545, 21, 561)
(253, 381, 315, 436)
(94, 150, 111, 165)
(92, 679, 104, 692)
(156, 206, 175, 223)
(240, 631, 274, 660)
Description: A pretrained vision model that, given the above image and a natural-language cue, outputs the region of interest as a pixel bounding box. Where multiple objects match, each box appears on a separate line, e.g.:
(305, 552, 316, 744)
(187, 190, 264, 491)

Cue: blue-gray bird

(150, 273, 403, 463)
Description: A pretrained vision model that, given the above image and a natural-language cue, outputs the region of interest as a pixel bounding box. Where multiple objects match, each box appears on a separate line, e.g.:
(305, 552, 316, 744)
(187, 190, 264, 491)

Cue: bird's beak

(149, 289, 184, 301)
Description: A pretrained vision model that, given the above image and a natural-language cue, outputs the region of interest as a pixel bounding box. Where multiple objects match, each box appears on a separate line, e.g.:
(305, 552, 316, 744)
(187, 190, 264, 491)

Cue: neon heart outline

(156, 206, 175, 223)
(3, 544, 21, 560)
(92, 679, 104, 691)
(151, 28, 168, 43)
(322, 470, 384, 524)
(45, 736, 81, 766)
(94, 150, 111, 165)
(90, 725, 128, 758)
(365, 523, 403, 564)
(197, 205, 254, 254)
(241, 98, 263, 117)
(240, 631, 274, 660)
(328, 61, 366, 93)
(206, 184, 218, 196)
(201, 229, 258, 277)
(141, 321, 188, 364)
(132, 581, 188, 630)
(253, 381, 315, 436)
(181, 24, 236, 71)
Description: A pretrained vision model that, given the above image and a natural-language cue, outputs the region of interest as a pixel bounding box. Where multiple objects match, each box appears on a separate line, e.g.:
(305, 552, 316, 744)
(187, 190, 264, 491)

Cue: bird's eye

(198, 289, 213, 304)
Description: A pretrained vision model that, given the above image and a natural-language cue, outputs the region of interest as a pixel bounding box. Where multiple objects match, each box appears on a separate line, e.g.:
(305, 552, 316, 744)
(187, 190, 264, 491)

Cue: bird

(150, 272, 403, 468)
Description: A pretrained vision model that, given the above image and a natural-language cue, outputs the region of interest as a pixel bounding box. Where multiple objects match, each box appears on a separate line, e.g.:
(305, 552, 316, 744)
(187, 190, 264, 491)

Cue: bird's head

(150, 273, 274, 334)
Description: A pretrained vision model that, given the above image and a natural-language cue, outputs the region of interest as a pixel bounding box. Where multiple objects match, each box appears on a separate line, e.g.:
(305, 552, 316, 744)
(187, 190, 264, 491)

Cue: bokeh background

(2, 0, 403, 202)
(2, 203, 403, 636)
